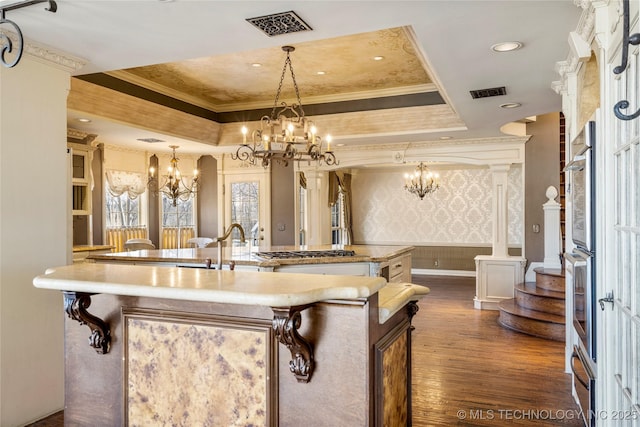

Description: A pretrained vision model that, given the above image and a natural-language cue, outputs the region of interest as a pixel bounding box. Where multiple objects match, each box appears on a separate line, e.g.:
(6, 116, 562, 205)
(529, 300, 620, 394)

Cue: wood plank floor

(411, 275, 583, 426)
(30, 275, 583, 426)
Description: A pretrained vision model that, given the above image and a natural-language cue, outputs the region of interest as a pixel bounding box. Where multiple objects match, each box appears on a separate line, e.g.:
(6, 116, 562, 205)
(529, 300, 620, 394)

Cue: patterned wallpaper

(351, 165, 523, 246)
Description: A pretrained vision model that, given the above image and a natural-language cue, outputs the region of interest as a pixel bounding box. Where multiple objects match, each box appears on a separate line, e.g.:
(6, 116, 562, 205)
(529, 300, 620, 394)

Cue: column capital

(489, 164, 511, 173)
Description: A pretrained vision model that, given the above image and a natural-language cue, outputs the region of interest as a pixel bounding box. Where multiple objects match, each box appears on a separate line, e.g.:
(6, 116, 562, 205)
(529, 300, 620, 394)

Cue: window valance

(105, 170, 147, 199)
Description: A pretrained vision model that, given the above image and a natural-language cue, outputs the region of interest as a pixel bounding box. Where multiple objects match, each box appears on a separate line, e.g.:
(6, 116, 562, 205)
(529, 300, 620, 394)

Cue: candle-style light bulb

(326, 134, 332, 151)
(310, 125, 317, 145)
(241, 126, 248, 144)
(149, 166, 155, 177)
(287, 123, 295, 142)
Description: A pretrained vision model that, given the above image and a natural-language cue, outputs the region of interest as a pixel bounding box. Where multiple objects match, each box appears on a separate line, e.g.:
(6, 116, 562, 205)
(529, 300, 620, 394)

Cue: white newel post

(543, 186, 562, 269)
(474, 164, 526, 310)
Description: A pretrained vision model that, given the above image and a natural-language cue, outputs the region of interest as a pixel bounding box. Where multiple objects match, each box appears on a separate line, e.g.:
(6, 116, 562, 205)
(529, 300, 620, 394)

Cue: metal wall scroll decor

(613, 0, 640, 121)
(0, 0, 57, 68)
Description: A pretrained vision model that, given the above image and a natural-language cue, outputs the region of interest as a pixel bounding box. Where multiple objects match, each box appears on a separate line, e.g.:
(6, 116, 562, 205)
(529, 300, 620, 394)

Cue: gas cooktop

(254, 250, 356, 259)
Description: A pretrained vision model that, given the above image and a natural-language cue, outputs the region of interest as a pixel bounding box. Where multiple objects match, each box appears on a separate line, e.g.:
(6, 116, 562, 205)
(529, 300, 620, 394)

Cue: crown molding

(0, 30, 87, 72)
(67, 128, 97, 144)
(26, 41, 87, 72)
(553, 2, 596, 93)
(107, 69, 437, 113)
(337, 135, 529, 153)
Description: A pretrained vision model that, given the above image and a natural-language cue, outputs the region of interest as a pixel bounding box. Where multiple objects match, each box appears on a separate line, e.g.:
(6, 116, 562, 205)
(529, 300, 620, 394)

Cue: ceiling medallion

(232, 46, 337, 168)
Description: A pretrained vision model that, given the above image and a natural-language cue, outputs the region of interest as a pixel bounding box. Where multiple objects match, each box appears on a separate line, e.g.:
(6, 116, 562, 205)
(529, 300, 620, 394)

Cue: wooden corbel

(272, 305, 314, 383)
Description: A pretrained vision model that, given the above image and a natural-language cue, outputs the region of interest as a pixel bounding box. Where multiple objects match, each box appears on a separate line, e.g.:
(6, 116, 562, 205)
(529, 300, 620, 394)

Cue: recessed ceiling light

(76, 118, 91, 123)
(500, 102, 522, 109)
(439, 136, 452, 140)
(316, 71, 325, 75)
(251, 63, 262, 67)
(373, 56, 384, 61)
(491, 41, 523, 52)
(336, 143, 345, 147)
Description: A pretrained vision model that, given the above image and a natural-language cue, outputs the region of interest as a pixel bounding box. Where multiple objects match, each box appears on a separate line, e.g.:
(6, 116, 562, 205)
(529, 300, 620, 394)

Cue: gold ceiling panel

(111, 26, 434, 112)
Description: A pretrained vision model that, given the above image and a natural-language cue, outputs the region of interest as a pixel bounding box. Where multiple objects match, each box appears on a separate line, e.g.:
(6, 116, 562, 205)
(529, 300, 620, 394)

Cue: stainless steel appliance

(571, 344, 596, 427)
(564, 120, 596, 426)
(565, 121, 596, 426)
(566, 120, 596, 253)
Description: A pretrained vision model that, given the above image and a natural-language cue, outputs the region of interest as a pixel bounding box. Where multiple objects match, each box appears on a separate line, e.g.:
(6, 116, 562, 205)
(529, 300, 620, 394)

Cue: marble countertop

(33, 263, 389, 308)
(88, 244, 414, 267)
(378, 282, 430, 323)
(72, 245, 114, 253)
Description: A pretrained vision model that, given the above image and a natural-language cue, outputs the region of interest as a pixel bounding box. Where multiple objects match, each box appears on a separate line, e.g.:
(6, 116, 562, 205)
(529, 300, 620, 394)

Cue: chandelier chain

(270, 48, 305, 119)
(232, 45, 337, 168)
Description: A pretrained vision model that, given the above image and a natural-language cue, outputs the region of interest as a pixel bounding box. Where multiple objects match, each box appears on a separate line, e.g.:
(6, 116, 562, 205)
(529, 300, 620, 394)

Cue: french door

(223, 170, 270, 249)
(600, 13, 640, 423)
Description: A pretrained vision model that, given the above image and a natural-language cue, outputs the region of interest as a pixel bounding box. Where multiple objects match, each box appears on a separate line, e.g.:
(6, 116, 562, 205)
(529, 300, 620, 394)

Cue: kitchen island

(89, 244, 414, 282)
(34, 263, 428, 426)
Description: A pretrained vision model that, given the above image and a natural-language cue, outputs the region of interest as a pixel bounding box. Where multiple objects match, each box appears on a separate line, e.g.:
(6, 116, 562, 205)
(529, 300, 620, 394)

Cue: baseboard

(412, 268, 476, 277)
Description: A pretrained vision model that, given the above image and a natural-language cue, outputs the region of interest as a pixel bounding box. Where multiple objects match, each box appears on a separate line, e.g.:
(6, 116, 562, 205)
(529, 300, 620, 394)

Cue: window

(161, 196, 194, 228)
(160, 195, 196, 248)
(230, 181, 260, 245)
(104, 170, 149, 251)
(104, 170, 147, 228)
(106, 192, 141, 227)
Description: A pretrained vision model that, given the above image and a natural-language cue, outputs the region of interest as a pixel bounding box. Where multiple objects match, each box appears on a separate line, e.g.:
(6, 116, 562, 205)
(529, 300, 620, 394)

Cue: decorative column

(474, 164, 526, 310)
(490, 164, 510, 257)
(300, 169, 332, 245)
(543, 186, 563, 269)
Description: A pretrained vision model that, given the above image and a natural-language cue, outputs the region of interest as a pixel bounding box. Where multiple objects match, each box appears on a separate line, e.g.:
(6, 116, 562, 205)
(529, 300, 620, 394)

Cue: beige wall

(351, 165, 523, 246)
(0, 58, 68, 425)
(524, 113, 561, 264)
(270, 162, 295, 246)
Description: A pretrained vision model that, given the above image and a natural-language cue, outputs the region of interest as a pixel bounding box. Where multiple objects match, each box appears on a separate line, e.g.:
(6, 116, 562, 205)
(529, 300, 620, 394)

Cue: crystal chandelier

(404, 162, 440, 200)
(148, 145, 198, 207)
(232, 46, 337, 167)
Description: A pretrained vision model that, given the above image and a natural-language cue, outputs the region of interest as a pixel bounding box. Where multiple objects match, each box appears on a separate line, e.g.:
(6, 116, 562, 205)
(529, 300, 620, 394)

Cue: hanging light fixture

(148, 145, 198, 206)
(232, 46, 337, 167)
(404, 162, 440, 200)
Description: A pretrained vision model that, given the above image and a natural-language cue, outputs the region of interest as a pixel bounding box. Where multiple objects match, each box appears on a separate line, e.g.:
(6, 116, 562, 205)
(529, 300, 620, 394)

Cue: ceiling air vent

(246, 11, 312, 37)
(137, 138, 164, 143)
(469, 86, 507, 99)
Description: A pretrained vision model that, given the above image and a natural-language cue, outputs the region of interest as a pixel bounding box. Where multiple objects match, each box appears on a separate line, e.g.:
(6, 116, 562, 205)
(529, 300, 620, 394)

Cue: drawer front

(389, 258, 405, 278)
(388, 254, 412, 282)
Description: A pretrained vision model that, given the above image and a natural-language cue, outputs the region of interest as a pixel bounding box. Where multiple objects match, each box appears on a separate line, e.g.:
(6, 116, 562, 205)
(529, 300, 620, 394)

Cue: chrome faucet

(216, 223, 246, 269)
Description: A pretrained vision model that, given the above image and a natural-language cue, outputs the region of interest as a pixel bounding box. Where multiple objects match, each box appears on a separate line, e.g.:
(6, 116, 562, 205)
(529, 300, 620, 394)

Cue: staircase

(497, 267, 565, 341)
